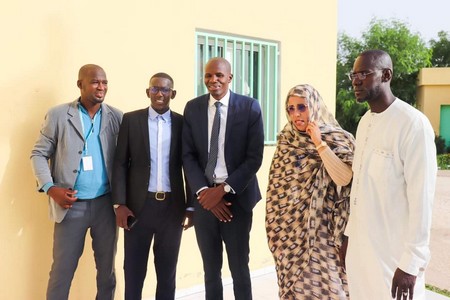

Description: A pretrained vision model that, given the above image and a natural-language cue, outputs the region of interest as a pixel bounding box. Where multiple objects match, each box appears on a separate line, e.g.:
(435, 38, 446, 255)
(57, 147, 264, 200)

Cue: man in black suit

(112, 72, 193, 300)
(182, 57, 264, 300)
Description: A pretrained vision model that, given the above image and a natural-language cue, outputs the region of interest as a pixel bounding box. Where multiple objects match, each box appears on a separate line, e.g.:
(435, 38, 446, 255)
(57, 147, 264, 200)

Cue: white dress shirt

(208, 90, 230, 184)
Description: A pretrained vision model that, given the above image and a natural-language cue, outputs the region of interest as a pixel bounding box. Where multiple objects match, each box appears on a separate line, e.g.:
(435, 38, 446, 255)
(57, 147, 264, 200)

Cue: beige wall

(0, 0, 338, 299)
(417, 68, 450, 135)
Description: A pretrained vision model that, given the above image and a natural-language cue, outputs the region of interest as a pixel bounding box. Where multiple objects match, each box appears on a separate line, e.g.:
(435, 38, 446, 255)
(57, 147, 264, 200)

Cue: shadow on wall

(0, 82, 102, 299)
(0, 93, 56, 299)
(0, 14, 101, 299)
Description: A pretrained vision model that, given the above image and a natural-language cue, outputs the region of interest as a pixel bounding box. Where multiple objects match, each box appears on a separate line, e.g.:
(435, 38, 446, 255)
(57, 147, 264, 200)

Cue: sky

(338, 0, 450, 42)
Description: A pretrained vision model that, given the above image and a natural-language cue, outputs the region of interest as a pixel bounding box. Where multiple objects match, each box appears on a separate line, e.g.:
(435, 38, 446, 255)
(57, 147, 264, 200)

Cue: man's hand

(48, 186, 78, 209)
(114, 205, 135, 230)
(391, 268, 416, 300)
(182, 211, 194, 230)
(338, 235, 348, 270)
(210, 200, 232, 222)
(197, 186, 226, 210)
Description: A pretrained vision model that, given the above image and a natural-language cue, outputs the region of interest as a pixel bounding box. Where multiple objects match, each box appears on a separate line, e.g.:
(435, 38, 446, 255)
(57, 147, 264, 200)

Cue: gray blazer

(31, 98, 123, 223)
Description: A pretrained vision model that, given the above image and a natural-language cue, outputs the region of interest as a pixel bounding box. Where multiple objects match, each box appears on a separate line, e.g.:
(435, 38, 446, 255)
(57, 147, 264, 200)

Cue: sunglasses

(287, 104, 308, 114)
(148, 86, 172, 95)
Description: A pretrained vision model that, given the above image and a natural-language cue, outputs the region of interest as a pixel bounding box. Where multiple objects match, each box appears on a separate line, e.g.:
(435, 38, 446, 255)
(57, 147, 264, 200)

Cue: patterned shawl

(266, 84, 355, 297)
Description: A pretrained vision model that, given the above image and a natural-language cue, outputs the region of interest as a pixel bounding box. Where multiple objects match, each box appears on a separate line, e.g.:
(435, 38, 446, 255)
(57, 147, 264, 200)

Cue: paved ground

(427, 170, 450, 291)
(176, 269, 449, 299)
(175, 171, 450, 299)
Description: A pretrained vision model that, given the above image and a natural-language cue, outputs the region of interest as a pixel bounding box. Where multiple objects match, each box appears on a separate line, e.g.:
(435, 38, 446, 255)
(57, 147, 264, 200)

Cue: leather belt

(148, 191, 170, 201)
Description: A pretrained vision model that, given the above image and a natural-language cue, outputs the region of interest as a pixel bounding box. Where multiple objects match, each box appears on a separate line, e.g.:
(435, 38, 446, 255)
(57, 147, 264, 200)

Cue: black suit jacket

(182, 91, 264, 211)
(112, 108, 188, 219)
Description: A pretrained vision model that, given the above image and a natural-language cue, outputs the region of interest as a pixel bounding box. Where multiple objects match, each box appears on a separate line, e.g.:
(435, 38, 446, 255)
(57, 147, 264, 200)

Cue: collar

(77, 100, 102, 117)
(208, 90, 230, 107)
(148, 106, 171, 121)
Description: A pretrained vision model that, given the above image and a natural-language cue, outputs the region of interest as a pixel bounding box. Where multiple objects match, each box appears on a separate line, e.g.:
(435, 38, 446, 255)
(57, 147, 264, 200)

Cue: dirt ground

(426, 170, 450, 291)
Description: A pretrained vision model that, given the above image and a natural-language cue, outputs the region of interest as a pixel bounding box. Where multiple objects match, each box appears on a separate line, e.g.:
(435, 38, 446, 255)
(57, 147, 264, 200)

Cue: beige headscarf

(266, 84, 355, 298)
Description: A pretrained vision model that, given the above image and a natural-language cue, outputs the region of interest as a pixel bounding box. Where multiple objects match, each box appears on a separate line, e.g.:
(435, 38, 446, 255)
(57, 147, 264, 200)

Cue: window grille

(195, 30, 280, 144)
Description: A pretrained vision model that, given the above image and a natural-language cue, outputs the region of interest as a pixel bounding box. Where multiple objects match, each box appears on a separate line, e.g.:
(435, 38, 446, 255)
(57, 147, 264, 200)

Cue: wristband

(316, 141, 327, 151)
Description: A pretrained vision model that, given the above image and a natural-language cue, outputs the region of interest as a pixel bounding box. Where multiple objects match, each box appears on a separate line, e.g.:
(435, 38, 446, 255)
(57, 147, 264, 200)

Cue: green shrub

(437, 154, 450, 170)
(426, 284, 450, 297)
(435, 135, 448, 155)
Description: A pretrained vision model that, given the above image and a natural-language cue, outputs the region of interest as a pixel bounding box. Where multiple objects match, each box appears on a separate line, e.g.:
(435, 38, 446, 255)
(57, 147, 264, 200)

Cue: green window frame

(195, 30, 280, 145)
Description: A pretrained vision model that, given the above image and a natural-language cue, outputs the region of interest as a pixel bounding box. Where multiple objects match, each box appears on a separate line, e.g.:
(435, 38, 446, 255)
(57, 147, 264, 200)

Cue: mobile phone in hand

(127, 216, 138, 229)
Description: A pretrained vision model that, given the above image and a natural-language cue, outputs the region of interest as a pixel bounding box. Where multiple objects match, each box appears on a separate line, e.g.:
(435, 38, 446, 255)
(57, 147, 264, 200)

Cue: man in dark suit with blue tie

(112, 72, 193, 300)
(182, 57, 264, 300)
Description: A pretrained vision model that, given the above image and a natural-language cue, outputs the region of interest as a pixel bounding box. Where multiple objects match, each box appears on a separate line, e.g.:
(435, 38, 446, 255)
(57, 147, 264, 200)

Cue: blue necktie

(205, 102, 222, 185)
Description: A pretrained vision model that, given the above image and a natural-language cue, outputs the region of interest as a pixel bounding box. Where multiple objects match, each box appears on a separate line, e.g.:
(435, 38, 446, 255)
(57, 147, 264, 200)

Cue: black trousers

(124, 194, 183, 300)
(194, 199, 253, 300)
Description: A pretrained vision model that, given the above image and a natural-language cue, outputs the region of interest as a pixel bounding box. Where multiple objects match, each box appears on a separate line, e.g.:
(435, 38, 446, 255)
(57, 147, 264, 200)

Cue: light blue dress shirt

(72, 103, 109, 199)
(148, 107, 171, 192)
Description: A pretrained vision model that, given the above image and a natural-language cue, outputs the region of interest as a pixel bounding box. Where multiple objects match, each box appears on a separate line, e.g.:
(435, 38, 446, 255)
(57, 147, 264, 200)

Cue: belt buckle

(155, 192, 166, 201)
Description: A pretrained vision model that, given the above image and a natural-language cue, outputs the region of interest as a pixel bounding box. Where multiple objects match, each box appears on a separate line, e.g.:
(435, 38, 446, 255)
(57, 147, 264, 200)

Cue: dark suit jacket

(182, 91, 264, 212)
(112, 108, 188, 219)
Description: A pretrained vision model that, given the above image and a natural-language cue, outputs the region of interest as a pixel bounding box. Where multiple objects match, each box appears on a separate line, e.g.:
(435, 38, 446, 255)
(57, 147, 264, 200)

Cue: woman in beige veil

(266, 84, 355, 299)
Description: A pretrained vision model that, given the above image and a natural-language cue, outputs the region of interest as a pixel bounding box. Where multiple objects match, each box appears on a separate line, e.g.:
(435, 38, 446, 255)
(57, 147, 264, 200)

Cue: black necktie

(205, 102, 222, 185)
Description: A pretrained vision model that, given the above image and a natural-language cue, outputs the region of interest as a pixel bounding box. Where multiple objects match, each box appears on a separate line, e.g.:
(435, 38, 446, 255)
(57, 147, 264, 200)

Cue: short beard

(93, 97, 105, 104)
(358, 84, 381, 103)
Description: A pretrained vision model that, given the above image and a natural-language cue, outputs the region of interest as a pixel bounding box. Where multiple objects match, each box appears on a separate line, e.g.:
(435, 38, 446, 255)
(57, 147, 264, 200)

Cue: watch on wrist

(223, 183, 231, 193)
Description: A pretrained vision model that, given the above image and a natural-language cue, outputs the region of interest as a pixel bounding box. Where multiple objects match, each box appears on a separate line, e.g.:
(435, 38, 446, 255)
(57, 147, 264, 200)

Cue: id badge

(82, 156, 94, 171)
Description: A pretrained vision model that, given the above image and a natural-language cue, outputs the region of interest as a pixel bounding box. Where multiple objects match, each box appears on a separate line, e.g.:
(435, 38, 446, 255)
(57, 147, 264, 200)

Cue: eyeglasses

(287, 104, 308, 114)
(148, 86, 172, 95)
(347, 70, 376, 81)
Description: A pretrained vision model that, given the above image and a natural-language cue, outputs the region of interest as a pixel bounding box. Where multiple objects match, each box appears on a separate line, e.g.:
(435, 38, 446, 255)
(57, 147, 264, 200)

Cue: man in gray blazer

(31, 64, 123, 300)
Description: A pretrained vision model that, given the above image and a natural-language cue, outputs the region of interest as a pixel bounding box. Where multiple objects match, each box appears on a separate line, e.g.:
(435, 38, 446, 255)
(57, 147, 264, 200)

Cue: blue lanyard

(78, 105, 100, 154)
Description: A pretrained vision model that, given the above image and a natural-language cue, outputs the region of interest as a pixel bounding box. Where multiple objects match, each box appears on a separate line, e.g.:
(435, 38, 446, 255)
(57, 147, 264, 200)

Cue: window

(195, 30, 280, 144)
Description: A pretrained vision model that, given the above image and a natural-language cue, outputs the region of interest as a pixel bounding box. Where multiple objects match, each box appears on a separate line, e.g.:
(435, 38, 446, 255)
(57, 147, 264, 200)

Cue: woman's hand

(306, 121, 322, 146)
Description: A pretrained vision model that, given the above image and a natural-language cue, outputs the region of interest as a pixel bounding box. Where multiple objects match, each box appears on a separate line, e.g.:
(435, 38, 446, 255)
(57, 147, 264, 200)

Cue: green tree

(336, 34, 367, 134)
(336, 18, 432, 135)
(430, 31, 450, 67)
